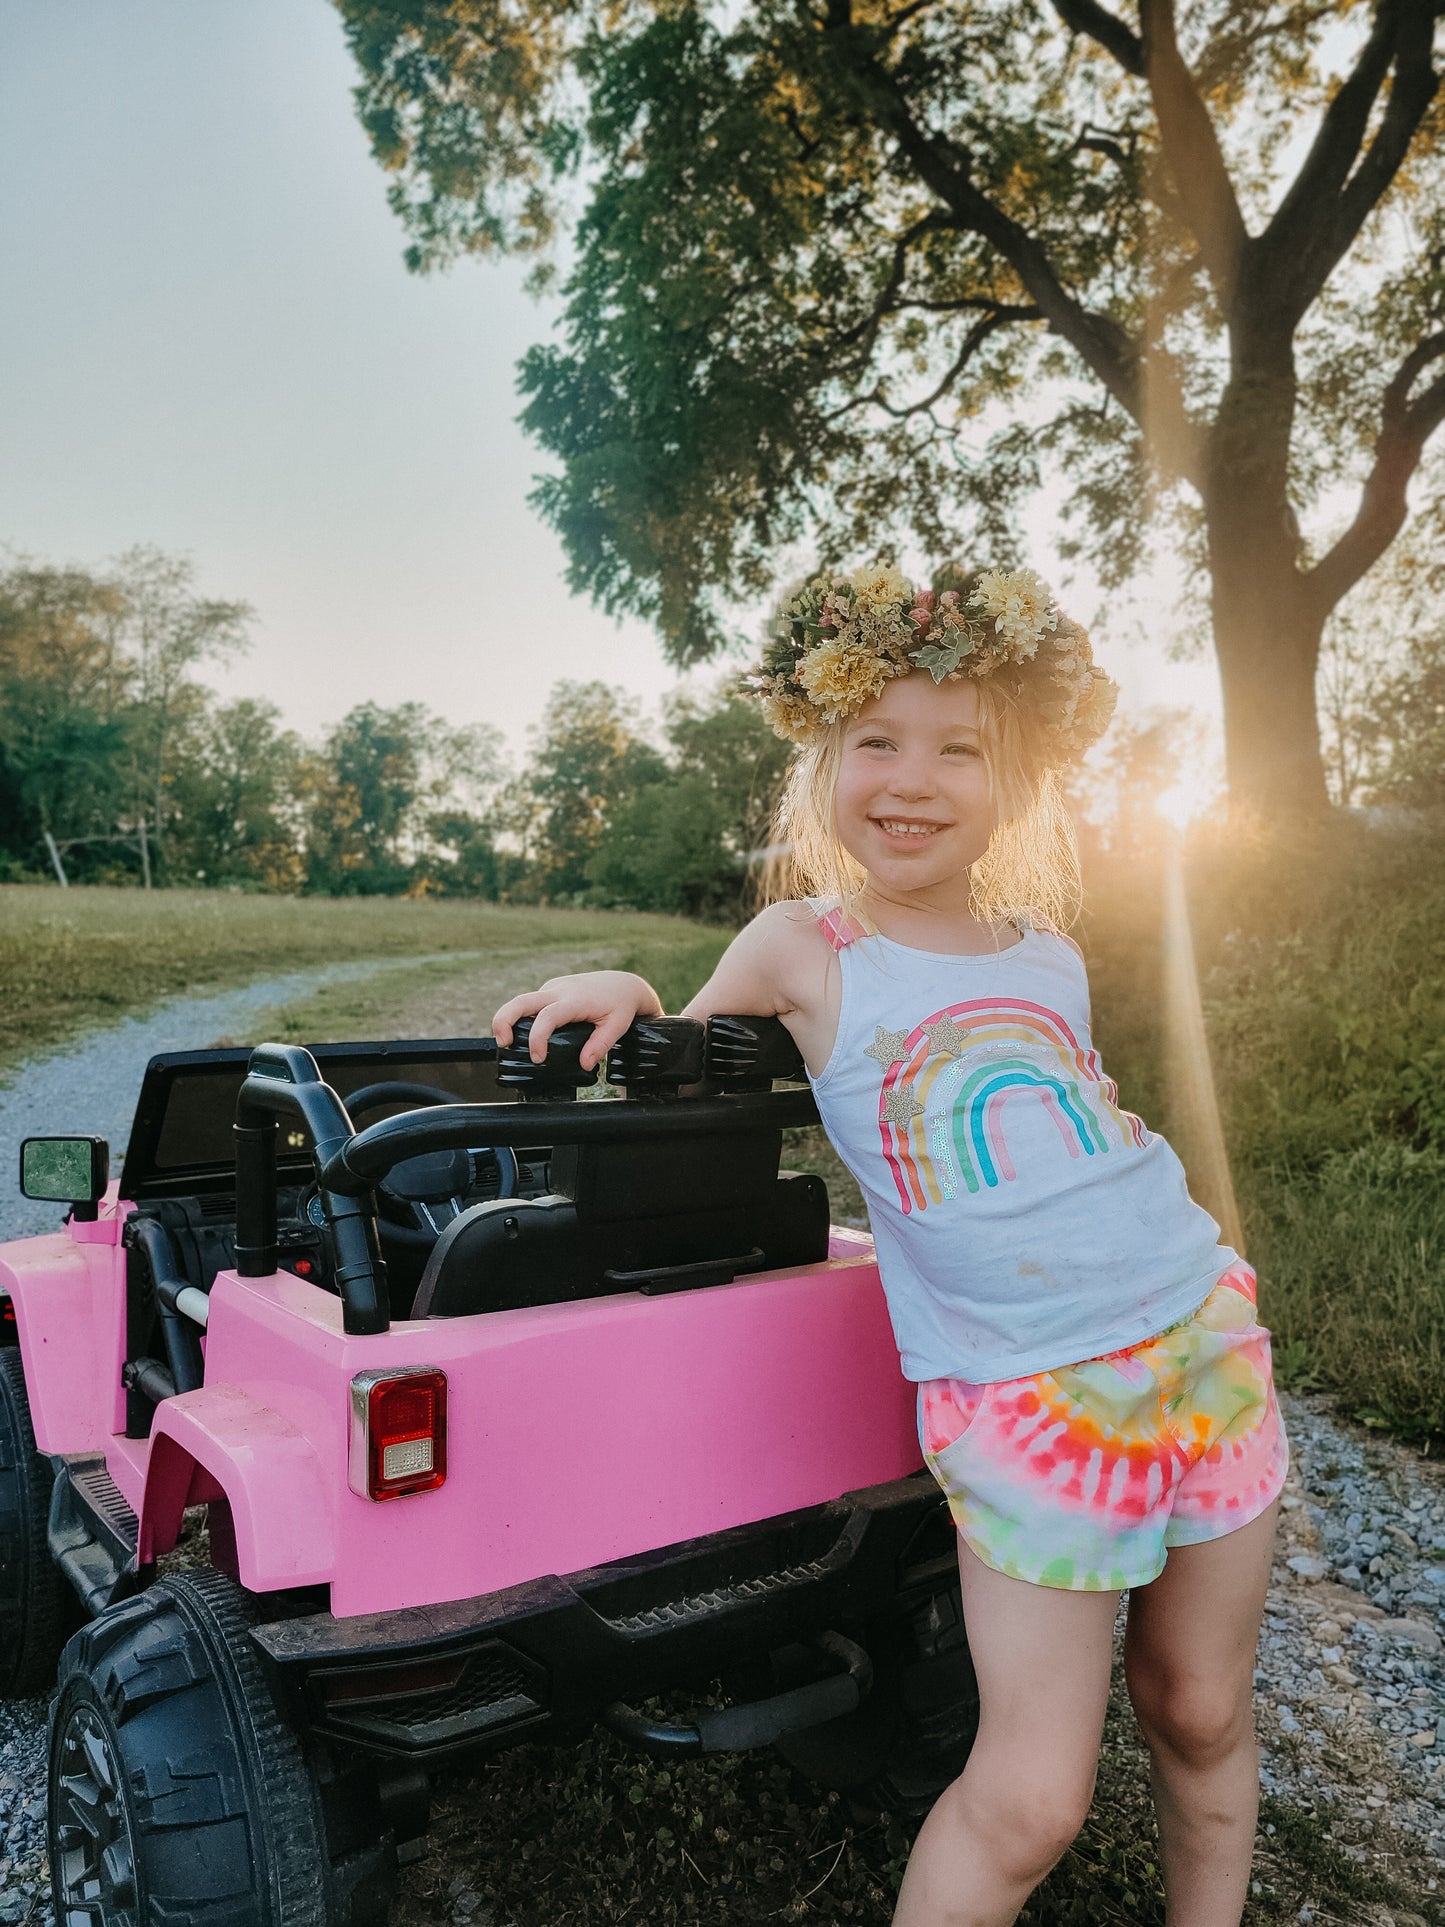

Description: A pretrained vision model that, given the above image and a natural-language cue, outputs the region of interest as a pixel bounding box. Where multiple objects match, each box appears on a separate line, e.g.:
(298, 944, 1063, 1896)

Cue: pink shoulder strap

(809, 896, 878, 953)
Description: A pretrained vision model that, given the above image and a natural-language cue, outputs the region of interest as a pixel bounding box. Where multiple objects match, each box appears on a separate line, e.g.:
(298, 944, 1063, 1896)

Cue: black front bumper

(252, 1471, 956, 1761)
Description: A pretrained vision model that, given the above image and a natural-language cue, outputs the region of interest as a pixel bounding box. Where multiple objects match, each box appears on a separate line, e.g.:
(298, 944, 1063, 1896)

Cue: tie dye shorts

(917, 1261, 1288, 1591)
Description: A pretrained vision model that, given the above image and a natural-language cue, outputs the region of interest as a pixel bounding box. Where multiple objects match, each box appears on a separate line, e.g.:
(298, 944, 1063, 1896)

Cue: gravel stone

(1260, 1393, 1445, 1881)
(0, 1697, 50, 1925)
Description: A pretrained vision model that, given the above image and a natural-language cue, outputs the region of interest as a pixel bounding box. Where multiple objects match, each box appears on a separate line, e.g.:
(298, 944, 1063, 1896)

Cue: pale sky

(0, 0, 1223, 776)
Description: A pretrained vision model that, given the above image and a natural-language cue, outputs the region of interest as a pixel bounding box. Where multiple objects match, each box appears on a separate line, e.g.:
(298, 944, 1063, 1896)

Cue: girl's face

(834, 672, 997, 902)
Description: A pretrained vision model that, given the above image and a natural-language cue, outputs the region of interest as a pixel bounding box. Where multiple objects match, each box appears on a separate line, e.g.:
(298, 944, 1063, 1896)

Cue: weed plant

(1079, 816, 1445, 1444)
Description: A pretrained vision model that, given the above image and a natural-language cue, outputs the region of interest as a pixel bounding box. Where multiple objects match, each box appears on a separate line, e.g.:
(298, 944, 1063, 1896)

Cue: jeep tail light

(349, 1368, 447, 1501)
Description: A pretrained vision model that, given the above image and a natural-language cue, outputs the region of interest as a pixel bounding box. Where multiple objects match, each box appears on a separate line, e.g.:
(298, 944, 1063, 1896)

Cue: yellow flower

(970, 568, 1057, 655)
(848, 565, 913, 616)
(798, 639, 894, 716)
(760, 683, 821, 745)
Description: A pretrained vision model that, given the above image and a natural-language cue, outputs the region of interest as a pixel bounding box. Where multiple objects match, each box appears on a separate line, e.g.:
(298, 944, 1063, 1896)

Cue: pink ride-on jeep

(1, 1015, 977, 1926)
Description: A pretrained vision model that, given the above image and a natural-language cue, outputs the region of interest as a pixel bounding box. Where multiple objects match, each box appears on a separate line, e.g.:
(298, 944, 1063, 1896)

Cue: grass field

(0, 885, 729, 1078)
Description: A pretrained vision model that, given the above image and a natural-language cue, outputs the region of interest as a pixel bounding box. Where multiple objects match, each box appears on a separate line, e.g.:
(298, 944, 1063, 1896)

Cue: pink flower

(908, 590, 935, 630)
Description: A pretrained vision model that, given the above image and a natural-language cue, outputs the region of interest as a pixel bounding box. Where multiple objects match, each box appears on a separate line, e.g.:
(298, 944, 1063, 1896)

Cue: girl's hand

(491, 971, 665, 1073)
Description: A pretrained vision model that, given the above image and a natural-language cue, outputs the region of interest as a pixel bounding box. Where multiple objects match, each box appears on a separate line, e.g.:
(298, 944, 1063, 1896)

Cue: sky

(0, 0, 1223, 776)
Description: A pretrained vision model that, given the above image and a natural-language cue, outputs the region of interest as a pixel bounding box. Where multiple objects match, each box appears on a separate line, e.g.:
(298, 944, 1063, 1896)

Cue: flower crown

(746, 563, 1117, 763)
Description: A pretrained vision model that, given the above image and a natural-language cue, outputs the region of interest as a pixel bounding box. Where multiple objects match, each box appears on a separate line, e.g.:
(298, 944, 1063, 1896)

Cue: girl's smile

(835, 673, 997, 903)
(873, 816, 948, 837)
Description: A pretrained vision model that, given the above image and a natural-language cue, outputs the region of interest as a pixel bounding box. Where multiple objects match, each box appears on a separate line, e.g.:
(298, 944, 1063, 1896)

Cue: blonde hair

(764, 672, 1082, 931)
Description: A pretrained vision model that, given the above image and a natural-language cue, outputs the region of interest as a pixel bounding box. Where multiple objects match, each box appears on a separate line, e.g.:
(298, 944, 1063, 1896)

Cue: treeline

(5, 547, 1442, 913)
(0, 550, 789, 917)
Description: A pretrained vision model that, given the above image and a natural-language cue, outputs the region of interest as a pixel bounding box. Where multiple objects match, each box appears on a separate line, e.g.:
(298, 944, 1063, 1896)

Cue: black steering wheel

(342, 1080, 520, 1251)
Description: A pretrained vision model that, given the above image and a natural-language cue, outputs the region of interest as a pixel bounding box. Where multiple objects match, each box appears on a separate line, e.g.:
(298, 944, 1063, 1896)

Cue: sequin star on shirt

(921, 1015, 968, 1058)
(881, 1086, 924, 1125)
(864, 1024, 914, 1067)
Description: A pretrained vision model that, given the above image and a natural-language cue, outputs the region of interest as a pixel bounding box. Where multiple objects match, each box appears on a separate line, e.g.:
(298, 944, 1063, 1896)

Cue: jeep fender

(141, 1383, 335, 1591)
(0, 1236, 121, 1452)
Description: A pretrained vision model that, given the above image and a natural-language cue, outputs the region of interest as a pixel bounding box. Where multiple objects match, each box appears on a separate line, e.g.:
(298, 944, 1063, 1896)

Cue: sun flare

(1154, 768, 1221, 831)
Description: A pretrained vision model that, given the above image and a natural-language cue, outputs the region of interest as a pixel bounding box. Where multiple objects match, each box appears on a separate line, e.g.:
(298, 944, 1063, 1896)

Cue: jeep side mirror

(20, 1136, 110, 1220)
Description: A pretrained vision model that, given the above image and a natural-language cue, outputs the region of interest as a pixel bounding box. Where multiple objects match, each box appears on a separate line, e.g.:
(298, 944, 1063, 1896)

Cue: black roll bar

(125, 1215, 205, 1394)
(234, 1044, 390, 1336)
(322, 1087, 820, 1194)
(233, 1041, 821, 1339)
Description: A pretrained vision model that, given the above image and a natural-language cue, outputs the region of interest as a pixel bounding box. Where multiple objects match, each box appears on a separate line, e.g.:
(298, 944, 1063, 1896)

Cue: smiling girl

(493, 565, 1286, 1927)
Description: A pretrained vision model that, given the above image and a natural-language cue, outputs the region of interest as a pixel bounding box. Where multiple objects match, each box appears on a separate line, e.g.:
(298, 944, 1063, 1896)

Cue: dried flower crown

(746, 563, 1117, 763)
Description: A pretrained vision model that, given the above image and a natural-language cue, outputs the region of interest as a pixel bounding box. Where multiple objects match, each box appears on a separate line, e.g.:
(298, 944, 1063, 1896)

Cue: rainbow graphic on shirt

(870, 998, 1149, 1213)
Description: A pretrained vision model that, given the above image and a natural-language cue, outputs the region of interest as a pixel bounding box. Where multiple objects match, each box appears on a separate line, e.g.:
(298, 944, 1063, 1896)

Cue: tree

(0, 564, 131, 869)
(1071, 706, 1199, 854)
(339, 0, 1445, 817)
(1316, 612, 1395, 809)
(1369, 633, 1445, 809)
(664, 686, 795, 874)
(167, 698, 309, 890)
(108, 547, 252, 853)
(1347, 506, 1445, 810)
(519, 681, 667, 896)
(304, 701, 507, 894)
(587, 683, 792, 914)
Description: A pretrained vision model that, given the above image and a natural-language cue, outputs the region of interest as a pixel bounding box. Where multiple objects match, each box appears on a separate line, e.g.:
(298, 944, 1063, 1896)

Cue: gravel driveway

(0, 959, 418, 1241)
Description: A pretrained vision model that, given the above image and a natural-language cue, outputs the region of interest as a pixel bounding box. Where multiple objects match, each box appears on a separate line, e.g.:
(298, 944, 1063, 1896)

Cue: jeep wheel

(49, 1569, 339, 1926)
(775, 1584, 979, 1818)
(0, 1347, 77, 1696)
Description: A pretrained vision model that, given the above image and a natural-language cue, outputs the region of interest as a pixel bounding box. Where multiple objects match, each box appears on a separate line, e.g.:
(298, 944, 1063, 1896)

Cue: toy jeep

(1, 1015, 976, 1925)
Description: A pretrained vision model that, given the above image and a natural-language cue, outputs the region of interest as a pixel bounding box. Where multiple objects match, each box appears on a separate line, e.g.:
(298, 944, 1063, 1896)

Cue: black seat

(411, 1014, 830, 1318)
(410, 1146, 829, 1318)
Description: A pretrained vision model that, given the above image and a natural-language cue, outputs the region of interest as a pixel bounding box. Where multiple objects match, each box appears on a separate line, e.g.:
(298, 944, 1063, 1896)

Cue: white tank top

(805, 899, 1236, 1383)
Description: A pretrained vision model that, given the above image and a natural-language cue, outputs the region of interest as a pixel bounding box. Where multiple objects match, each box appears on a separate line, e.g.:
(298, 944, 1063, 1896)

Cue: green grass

(0, 884, 727, 1077)
(1076, 817, 1445, 1444)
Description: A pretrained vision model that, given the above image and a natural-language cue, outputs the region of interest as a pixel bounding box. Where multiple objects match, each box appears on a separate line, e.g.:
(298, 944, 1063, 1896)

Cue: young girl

(492, 565, 1287, 1927)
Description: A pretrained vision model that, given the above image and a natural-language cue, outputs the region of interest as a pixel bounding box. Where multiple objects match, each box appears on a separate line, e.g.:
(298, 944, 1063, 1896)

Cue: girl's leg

(1122, 1500, 1280, 1927)
(892, 1537, 1121, 1927)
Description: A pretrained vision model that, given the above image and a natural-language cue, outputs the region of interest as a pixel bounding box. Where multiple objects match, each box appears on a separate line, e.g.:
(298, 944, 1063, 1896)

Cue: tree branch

(825, 308, 1040, 422)
(780, 99, 823, 160)
(898, 294, 1046, 314)
(1139, 0, 1248, 303)
(1076, 132, 1131, 169)
(883, 0, 940, 34)
(1048, 0, 1144, 76)
(826, 32, 1143, 418)
(1260, 0, 1441, 319)
(834, 211, 956, 352)
(1304, 330, 1445, 620)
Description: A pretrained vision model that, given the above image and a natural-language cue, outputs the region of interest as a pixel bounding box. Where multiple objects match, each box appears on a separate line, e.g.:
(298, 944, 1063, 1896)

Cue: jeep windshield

(119, 1039, 505, 1200)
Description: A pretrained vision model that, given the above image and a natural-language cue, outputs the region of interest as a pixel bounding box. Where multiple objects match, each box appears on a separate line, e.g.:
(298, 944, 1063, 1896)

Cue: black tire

(0, 1346, 77, 1696)
(48, 1569, 336, 1927)
(776, 1583, 980, 1817)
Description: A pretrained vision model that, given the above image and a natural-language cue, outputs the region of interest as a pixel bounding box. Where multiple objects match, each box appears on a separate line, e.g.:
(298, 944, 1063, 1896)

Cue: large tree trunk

(1208, 585, 1327, 817)
(1204, 322, 1330, 819)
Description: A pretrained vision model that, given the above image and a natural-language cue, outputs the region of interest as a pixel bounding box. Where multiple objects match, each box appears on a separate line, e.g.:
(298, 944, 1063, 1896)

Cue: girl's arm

(491, 902, 837, 1078)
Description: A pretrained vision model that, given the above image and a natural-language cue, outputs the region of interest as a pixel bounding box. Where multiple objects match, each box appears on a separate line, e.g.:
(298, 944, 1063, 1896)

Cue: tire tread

(50, 1569, 332, 1926)
(0, 1348, 75, 1696)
